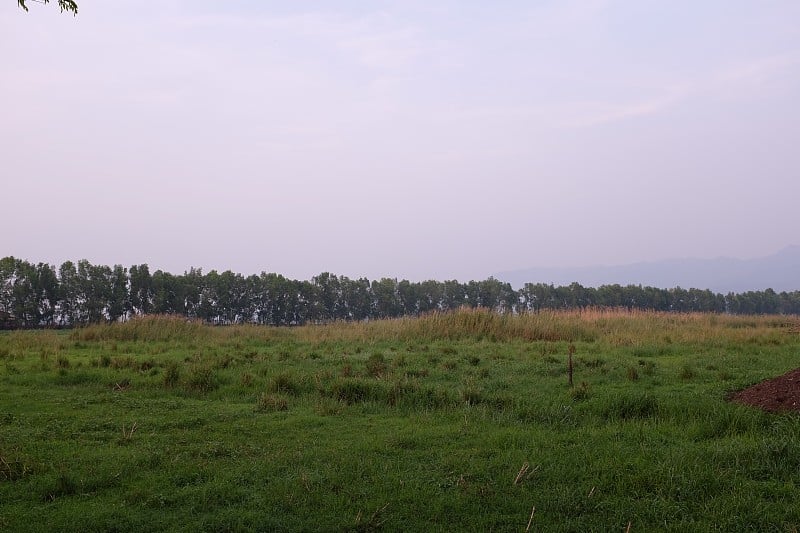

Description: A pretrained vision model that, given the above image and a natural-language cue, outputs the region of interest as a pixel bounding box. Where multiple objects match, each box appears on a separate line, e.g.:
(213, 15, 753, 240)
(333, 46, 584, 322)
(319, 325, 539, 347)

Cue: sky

(2, 0, 799, 282)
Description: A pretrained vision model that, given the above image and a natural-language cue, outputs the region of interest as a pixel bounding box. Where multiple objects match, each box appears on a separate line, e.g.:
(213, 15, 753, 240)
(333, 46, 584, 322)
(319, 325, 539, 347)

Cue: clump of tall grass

(397, 308, 597, 343)
(163, 361, 180, 388)
(326, 378, 385, 405)
(680, 365, 696, 380)
(365, 353, 388, 378)
(601, 393, 659, 420)
(255, 392, 288, 413)
(570, 381, 591, 401)
(49, 307, 800, 350)
(0, 449, 34, 481)
(268, 372, 304, 396)
(185, 364, 217, 392)
(70, 315, 208, 343)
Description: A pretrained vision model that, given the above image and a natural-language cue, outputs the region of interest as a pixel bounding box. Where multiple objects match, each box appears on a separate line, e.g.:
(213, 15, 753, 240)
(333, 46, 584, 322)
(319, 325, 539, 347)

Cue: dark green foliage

(4, 255, 800, 332)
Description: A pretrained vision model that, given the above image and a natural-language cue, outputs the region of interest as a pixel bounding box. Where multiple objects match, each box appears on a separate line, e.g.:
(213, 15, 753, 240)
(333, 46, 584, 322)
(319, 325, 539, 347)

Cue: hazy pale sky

(2, 1, 799, 281)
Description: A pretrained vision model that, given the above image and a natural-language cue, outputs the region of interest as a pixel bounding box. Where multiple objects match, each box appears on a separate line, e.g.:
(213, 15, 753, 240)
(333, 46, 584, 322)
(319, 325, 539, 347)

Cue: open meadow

(1, 309, 799, 531)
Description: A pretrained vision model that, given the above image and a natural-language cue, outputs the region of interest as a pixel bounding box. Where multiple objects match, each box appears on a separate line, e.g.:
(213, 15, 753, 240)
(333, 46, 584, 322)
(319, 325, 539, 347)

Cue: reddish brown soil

(729, 367, 800, 413)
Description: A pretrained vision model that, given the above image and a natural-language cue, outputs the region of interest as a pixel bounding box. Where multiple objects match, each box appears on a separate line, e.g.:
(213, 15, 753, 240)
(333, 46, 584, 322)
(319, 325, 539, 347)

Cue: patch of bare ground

(729, 368, 800, 413)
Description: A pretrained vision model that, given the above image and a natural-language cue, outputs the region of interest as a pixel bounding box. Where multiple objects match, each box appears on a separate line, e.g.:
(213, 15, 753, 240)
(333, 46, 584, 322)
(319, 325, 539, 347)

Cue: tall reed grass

(58, 308, 800, 347)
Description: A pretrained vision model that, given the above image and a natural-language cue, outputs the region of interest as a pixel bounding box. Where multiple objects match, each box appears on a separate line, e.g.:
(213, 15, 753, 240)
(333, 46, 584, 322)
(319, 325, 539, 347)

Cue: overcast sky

(2, 1, 799, 281)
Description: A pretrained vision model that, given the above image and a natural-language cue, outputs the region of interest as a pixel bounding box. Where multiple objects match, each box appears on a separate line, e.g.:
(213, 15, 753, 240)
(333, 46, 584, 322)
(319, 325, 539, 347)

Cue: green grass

(1, 310, 799, 531)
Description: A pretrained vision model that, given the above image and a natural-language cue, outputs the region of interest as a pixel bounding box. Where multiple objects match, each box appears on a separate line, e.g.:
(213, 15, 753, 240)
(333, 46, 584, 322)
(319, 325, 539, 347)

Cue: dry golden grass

(34, 308, 800, 349)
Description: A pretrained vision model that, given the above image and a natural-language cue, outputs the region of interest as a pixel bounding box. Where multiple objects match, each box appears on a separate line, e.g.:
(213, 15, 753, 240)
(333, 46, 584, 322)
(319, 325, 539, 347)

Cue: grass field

(1, 309, 799, 531)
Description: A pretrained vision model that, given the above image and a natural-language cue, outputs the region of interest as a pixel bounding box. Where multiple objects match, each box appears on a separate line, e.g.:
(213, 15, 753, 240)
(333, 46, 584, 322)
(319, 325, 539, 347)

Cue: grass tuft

(602, 393, 659, 420)
(255, 392, 289, 413)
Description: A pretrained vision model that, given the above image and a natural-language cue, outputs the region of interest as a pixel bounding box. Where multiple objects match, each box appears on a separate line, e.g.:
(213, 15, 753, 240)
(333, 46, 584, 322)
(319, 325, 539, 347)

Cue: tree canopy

(17, 0, 77, 15)
(2, 256, 800, 328)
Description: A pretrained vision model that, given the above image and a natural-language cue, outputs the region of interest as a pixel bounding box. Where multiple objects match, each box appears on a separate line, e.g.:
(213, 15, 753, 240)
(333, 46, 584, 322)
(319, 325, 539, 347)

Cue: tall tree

(58, 261, 81, 326)
(107, 265, 129, 322)
(35, 262, 60, 326)
(129, 264, 153, 316)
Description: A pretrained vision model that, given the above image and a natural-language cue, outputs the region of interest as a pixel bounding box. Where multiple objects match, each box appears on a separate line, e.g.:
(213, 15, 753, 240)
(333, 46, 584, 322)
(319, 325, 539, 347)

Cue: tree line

(1, 256, 799, 328)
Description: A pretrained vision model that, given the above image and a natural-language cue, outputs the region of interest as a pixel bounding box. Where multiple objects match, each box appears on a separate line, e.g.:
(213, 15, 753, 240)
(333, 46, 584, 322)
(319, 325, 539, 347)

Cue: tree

(17, 0, 77, 14)
(58, 261, 81, 326)
(107, 265, 129, 322)
(129, 264, 153, 316)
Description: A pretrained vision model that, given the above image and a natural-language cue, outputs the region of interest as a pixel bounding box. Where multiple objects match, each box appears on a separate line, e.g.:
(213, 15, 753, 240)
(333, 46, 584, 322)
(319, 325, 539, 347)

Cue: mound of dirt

(729, 367, 800, 413)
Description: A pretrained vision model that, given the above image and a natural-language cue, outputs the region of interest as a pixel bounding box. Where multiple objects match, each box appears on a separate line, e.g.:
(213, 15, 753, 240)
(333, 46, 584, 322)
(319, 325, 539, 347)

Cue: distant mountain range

(496, 246, 800, 293)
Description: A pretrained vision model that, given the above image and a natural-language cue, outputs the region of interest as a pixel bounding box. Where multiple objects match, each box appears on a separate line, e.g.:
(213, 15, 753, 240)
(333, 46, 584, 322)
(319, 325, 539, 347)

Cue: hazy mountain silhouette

(496, 246, 800, 293)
